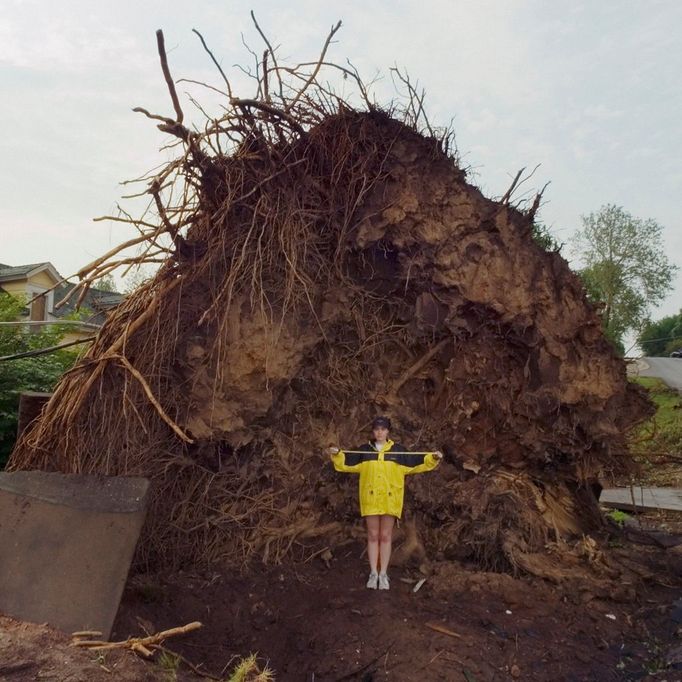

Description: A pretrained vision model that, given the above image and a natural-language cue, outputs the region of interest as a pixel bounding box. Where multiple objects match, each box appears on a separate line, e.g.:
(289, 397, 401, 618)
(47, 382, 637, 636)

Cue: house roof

(0, 262, 49, 278)
(54, 283, 125, 325)
(0, 262, 62, 284)
(0, 262, 125, 324)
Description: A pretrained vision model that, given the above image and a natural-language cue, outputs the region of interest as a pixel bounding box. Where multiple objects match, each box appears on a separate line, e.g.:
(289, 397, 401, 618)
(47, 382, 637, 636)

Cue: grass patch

(228, 654, 275, 682)
(629, 377, 682, 486)
(156, 650, 180, 681)
(632, 377, 682, 430)
(607, 509, 630, 526)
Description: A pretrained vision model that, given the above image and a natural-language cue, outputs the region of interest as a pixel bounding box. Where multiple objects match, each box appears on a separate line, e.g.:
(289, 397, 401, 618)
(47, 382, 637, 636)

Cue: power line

(0, 336, 95, 362)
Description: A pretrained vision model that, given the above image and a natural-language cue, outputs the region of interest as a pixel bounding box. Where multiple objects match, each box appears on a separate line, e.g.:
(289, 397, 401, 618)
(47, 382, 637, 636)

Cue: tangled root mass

(9, 22, 651, 574)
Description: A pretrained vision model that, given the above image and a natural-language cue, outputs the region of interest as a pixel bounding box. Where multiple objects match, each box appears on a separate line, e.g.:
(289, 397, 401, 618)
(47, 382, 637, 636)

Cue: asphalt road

(639, 357, 682, 392)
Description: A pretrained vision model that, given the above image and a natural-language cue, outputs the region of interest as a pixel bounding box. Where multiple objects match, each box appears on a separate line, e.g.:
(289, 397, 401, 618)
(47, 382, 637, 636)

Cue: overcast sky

(1, 0, 680, 324)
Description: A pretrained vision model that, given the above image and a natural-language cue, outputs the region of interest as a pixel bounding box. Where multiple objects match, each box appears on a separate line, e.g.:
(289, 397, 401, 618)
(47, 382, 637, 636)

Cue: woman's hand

(328, 446, 340, 458)
(433, 451, 444, 461)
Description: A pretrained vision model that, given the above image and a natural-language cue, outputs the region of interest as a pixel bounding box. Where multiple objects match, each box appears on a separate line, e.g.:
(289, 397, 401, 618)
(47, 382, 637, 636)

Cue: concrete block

(0, 471, 149, 639)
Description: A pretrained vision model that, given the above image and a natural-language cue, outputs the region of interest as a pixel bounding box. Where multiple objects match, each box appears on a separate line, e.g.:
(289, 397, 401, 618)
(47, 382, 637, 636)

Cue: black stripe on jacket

(343, 442, 427, 468)
(384, 452, 429, 467)
(343, 443, 378, 467)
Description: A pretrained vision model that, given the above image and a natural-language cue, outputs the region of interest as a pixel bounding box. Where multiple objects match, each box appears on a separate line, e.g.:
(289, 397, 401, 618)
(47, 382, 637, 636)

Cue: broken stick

(71, 621, 202, 656)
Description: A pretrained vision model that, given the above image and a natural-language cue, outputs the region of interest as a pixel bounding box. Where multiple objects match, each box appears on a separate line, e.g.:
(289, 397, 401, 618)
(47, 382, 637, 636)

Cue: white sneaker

(366, 572, 379, 589)
(378, 573, 390, 590)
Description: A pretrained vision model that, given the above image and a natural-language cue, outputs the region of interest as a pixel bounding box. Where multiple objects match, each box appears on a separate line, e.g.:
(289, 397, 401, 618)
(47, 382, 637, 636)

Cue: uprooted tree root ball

(9, 22, 652, 576)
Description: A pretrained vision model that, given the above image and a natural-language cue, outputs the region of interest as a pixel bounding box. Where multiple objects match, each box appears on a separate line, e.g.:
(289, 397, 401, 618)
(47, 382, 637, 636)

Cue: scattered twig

(334, 643, 394, 681)
(425, 622, 463, 639)
(154, 644, 223, 680)
(420, 649, 443, 670)
(72, 630, 103, 638)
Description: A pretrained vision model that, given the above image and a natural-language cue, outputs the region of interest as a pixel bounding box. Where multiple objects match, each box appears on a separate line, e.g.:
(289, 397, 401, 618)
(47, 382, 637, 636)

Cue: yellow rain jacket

(331, 439, 439, 518)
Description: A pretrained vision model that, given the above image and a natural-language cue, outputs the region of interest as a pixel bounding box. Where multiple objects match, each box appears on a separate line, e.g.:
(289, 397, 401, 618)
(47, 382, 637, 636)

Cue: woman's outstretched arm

(328, 446, 364, 473)
(395, 449, 443, 475)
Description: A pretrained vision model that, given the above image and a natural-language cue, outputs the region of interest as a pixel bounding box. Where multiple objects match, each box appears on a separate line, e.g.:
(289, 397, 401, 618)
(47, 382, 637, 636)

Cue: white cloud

(0, 0, 680, 317)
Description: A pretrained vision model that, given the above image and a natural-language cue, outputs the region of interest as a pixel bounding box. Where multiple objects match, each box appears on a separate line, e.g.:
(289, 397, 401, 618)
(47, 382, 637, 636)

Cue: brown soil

(112, 536, 682, 681)
(9, 109, 653, 577)
(0, 615, 163, 681)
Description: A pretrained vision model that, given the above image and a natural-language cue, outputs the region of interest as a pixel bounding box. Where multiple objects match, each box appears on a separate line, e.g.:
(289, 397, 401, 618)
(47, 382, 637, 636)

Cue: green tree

(531, 222, 561, 252)
(571, 204, 678, 348)
(0, 292, 78, 467)
(123, 265, 154, 294)
(638, 311, 682, 356)
(93, 273, 118, 292)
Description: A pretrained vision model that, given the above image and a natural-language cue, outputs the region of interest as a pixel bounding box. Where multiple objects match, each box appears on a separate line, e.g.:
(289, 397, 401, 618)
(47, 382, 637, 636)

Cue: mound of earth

(9, 25, 652, 576)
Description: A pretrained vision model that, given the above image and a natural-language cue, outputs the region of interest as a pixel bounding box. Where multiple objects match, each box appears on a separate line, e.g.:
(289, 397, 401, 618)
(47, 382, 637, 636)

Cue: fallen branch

(71, 621, 202, 655)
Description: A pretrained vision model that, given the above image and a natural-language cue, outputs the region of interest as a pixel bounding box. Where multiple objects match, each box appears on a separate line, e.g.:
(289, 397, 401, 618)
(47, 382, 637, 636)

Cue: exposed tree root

(9, 18, 652, 579)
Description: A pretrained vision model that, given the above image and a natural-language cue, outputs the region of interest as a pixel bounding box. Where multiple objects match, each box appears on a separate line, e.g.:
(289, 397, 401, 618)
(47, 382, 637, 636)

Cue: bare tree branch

(191, 29, 233, 99)
(156, 29, 184, 123)
(287, 21, 342, 112)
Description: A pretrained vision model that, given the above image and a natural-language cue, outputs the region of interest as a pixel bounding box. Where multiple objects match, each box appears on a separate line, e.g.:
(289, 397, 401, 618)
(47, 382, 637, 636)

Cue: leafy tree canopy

(0, 292, 78, 467)
(531, 222, 561, 252)
(638, 310, 682, 356)
(571, 204, 678, 349)
(93, 274, 118, 292)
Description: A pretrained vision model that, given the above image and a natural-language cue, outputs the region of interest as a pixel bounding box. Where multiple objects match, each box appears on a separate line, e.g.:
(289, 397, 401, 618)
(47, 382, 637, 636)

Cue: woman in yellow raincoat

(329, 416, 442, 590)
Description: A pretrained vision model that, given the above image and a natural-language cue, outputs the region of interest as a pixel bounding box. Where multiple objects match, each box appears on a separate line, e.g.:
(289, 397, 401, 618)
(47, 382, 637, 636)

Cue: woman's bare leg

(365, 515, 380, 574)
(378, 514, 395, 574)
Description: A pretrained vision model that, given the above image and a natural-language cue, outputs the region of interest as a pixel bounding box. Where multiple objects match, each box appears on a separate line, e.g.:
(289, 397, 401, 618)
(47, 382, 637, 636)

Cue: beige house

(0, 262, 123, 344)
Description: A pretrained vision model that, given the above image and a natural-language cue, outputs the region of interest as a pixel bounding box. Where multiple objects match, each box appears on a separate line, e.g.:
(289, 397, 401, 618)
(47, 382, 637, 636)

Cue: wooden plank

(600, 487, 682, 513)
(17, 391, 52, 439)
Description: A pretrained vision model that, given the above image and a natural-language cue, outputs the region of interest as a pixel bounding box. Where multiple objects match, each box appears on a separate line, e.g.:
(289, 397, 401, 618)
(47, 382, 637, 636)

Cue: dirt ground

(109, 528, 682, 682)
(0, 615, 161, 681)
(2, 521, 681, 681)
